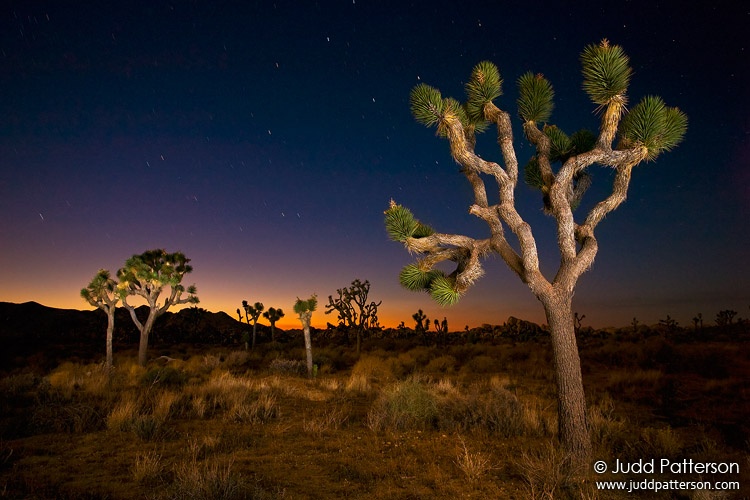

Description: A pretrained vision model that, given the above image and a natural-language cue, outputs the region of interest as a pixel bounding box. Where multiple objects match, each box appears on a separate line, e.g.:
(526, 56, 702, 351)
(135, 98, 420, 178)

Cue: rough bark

(541, 291, 591, 461)
(105, 309, 115, 370)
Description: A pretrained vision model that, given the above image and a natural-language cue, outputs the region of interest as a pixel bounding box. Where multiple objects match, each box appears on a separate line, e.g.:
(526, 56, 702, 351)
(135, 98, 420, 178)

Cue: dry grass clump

(454, 436, 495, 483)
(346, 355, 396, 392)
(170, 457, 245, 500)
(515, 440, 593, 499)
(268, 358, 307, 376)
(131, 449, 164, 485)
(366, 376, 438, 431)
(47, 361, 111, 398)
(302, 404, 350, 435)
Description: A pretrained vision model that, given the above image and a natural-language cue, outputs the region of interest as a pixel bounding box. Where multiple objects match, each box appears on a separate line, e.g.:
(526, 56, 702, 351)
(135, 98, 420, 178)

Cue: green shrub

(366, 377, 438, 431)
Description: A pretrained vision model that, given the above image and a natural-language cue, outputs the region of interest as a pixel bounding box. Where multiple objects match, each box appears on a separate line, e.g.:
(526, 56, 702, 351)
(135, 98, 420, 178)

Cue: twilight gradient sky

(1, 1, 748, 330)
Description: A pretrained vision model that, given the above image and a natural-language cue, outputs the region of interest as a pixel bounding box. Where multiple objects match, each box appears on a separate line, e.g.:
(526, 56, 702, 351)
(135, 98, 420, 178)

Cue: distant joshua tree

(716, 310, 737, 327)
(117, 249, 199, 366)
(236, 308, 242, 322)
(242, 301, 264, 349)
(434, 317, 448, 345)
(294, 295, 318, 378)
(325, 279, 381, 356)
(81, 269, 120, 370)
(692, 313, 703, 332)
(263, 307, 285, 342)
(659, 315, 679, 332)
(384, 40, 686, 461)
(412, 309, 430, 344)
(573, 312, 585, 335)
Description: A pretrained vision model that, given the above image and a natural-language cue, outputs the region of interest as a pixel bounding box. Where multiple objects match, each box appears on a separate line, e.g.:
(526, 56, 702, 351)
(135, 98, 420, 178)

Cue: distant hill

(0, 301, 274, 369)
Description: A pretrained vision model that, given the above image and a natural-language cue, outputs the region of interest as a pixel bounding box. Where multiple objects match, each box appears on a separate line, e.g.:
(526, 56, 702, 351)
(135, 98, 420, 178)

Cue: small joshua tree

(716, 310, 737, 327)
(236, 308, 242, 322)
(117, 249, 199, 366)
(385, 40, 686, 461)
(325, 279, 382, 356)
(412, 309, 430, 344)
(263, 307, 285, 342)
(81, 269, 120, 370)
(294, 295, 318, 378)
(434, 317, 448, 345)
(242, 301, 264, 349)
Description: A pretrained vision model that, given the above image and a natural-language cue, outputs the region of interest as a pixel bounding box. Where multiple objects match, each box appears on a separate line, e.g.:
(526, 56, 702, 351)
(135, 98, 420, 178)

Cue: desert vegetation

(0, 317, 747, 498)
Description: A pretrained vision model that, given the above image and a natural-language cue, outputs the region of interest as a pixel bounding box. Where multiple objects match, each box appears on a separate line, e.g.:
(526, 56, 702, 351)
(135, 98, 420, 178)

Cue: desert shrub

(423, 355, 457, 374)
(588, 394, 630, 454)
(268, 358, 307, 376)
(635, 426, 683, 461)
(140, 366, 188, 388)
(346, 356, 395, 392)
(515, 441, 593, 499)
(462, 355, 497, 374)
(223, 350, 250, 369)
(366, 377, 438, 431)
(302, 404, 350, 435)
(131, 449, 164, 485)
(224, 392, 279, 424)
(454, 436, 494, 483)
(31, 389, 103, 434)
(170, 458, 245, 500)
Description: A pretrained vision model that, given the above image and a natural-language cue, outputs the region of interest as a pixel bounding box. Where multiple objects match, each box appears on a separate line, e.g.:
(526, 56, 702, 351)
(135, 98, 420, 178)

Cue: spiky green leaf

(569, 129, 597, 155)
(517, 72, 554, 123)
(580, 40, 632, 105)
(399, 264, 438, 291)
(413, 222, 435, 238)
(384, 204, 419, 242)
(465, 60, 503, 122)
(523, 157, 544, 190)
(619, 95, 687, 160)
(410, 84, 444, 128)
(544, 125, 572, 162)
(429, 274, 461, 306)
(658, 106, 688, 153)
(437, 97, 467, 137)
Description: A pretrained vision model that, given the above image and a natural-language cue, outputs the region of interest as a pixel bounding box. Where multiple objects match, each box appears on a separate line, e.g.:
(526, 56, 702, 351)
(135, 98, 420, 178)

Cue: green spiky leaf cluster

(384, 203, 434, 242)
(465, 61, 503, 123)
(517, 72, 554, 123)
(294, 295, 318, 314)
(619, 95, 688, 160)
(523, 157, 544, 190)
(399, 264, 442, 291)
(428, 274, 461, 306)
(580, 40, 632, 105)
(398, 264, 461, 306)
(410, 84, 444, 127)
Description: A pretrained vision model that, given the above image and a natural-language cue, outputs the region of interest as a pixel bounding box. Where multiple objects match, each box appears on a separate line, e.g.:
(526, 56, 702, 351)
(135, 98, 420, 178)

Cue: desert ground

(1, 317, 748, 499)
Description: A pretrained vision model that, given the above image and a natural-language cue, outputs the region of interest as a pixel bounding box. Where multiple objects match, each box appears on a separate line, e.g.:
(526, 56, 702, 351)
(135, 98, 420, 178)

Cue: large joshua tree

(117, 249, 199, 366)
(294, 295, 317, 378)
(81, 269, 120, 370)
(385, 40, 687, 461)
(325, 279, 382, 356)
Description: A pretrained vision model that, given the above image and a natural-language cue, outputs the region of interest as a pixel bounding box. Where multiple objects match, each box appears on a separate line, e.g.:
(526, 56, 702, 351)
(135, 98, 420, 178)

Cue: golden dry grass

(0, 336, 748, 499)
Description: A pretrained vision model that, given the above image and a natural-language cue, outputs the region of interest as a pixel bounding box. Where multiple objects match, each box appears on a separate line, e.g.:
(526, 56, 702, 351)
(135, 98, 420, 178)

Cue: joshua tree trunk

(540, 290, 590, 459)
(303, 319, 313, 378)
(134, 310, 159, 366)
(105, 308, 115, 369)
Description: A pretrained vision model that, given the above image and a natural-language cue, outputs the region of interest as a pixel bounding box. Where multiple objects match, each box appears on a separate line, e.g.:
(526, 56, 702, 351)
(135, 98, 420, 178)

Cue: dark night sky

(1, 1, 748, 330)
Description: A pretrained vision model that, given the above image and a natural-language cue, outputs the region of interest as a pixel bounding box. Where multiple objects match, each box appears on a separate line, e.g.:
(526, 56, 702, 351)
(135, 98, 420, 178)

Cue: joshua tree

(81, 269, 120, 370)
(434, 317, 448, 345)
(692, 313, 703, 332)
(236, 308, 242, 322)
(325, 279, 382, 356)
(294, 295, 318, 378)
(263, 307, 285, 342)
(117, 249, 199, 366)
(716, 310, 737, 327)
(242, 301, 264, 349)
(385, 40, 687, 461)
(412, 309, 430, 344)
(573, 312, 586, 335)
